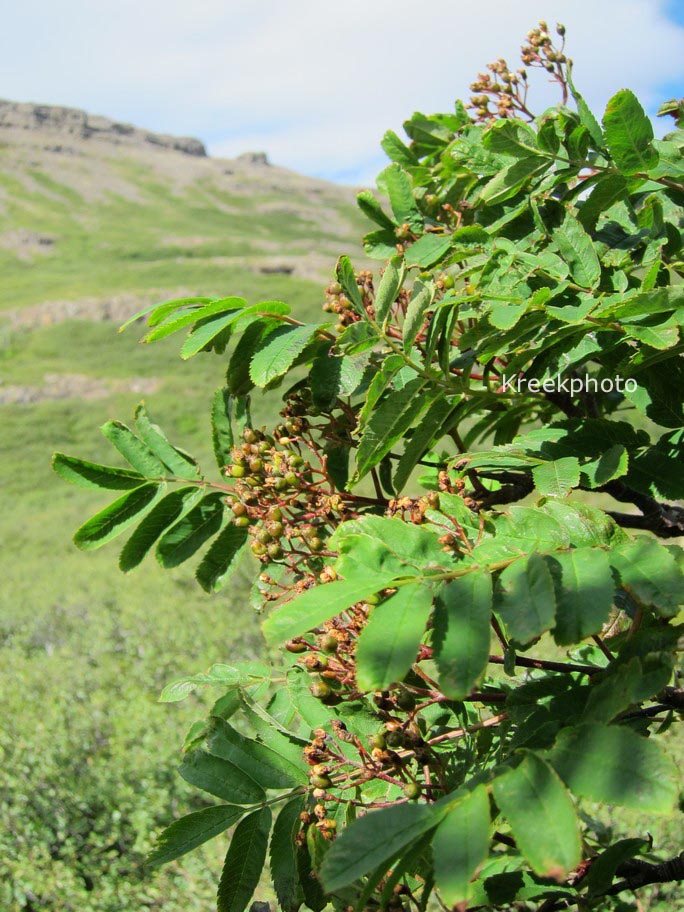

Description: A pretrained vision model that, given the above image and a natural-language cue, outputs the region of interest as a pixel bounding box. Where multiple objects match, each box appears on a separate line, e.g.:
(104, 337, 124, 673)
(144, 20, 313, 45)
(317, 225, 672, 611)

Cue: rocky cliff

(0, 99, 207, 157)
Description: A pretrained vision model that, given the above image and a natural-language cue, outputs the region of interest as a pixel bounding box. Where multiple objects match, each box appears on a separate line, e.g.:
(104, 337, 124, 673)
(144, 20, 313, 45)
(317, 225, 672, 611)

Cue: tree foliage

(55, 24, 684, 912)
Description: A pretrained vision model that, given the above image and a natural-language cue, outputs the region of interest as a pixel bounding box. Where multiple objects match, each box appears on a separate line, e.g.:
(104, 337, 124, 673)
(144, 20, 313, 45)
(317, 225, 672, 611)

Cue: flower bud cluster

(468, 21, 569, 122)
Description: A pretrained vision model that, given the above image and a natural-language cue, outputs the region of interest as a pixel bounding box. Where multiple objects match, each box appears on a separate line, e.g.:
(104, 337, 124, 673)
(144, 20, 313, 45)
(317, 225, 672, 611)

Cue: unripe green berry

(268, 507, 283, 522)
(318, 634, 339, 654)
(249, 457, 263, 473)
(230, 465, 246, 478)
(386, 729, 405, 748)
(267, 542, 283, 559)
(310, 680, 332, 700)
(310, 774, 332, 790)
(403, 781, 420, 800)
(234, 516, 251, 528)
(395, 689, 416, 711)
(257, 529, 272, 545)
(284, 472, 298, 486)
(370, 732, 387, 751)
(251, 541, 267, 556)
(309, 537, 324, 552)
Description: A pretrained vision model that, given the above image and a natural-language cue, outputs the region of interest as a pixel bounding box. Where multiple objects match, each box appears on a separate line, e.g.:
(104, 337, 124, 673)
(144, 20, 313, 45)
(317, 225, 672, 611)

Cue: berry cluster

(322, 279, 363, 330)
(226, 427, 346, 574)
(285, 606, 447, 826)
(323, 269, 409, 330)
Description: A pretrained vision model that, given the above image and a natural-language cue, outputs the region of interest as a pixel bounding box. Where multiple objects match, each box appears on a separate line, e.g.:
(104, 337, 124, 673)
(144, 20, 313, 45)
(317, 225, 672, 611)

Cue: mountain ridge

(0, 96, 367, 319)
(0, 98, 208, 158)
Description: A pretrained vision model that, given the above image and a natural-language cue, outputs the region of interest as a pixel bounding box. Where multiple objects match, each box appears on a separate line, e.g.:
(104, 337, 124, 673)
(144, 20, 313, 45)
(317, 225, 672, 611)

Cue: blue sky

(1, 0, 683, 185)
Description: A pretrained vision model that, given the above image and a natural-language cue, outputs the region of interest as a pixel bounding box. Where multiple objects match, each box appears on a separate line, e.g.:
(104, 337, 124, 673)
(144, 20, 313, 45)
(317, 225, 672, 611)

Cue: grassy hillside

(0, 113, 366, 911)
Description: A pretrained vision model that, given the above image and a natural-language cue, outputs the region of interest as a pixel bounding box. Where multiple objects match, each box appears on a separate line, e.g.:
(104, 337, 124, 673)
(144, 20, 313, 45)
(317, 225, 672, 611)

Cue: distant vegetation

(0, 115, 364, 911)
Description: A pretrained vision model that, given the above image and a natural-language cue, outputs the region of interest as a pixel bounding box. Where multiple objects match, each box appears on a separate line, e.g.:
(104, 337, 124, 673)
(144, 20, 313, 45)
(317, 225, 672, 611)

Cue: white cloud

(1, 0, 683, 183)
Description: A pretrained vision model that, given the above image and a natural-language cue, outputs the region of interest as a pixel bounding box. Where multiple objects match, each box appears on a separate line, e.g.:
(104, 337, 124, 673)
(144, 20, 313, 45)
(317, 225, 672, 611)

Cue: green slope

(0, 118, 366, 911)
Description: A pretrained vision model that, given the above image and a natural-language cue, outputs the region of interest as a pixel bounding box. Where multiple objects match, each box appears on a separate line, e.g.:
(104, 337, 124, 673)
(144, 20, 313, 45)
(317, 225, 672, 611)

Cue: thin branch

(605, 851, 684, 896)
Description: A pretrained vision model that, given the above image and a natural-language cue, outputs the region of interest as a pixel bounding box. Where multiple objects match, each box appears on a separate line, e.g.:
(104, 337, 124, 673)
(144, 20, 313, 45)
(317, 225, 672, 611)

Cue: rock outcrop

(0, 99, 207, 157)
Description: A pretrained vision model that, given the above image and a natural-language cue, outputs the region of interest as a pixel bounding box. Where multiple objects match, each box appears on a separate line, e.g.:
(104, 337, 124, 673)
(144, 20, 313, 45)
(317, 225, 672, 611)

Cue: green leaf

(356, 584, 434, 691)
(226, 321, 268, 395)
(364, 227, 399, 259)
(52, 453, 144, 490)
(270, 797, 304, 912)
(581, 444, 628, 488)
(147, 805, 245, 867)
(309, 347, 343, 410)
(532, 457, 581, 497)
(142, 297, 245, 343)
(211, 388, 235, 470)
(552, 212, 601, 289)
(119, 295, 212, 333)
(611, 536, 684, 617)
(179, 312, 237, 359)
(567, 67, 604, 148)
(603, 89, 658, 175)
(393, 396, 455, 492)
(381, 130, 419, 167)
(354, 378, 431, 483)
(156, 492, 226, 568)
(134, 404, 200, 478)
(479, 157, 545, 206)
(433, 786, 490, 908)
(160, 664, 263, 703)
(73, 483, 165, 551)
(550, 548, 614, 645)
(402, 280, 435, 351)
(577, 173, 627, 231)
(625, 323, 679, 350)
(548, 723, 678, 812)
(487, 301, 526, 330)
(209, 719, 308, 788)
(405, 234, 452, 268)
(249, 324, 320, 386)
(584, 838, 649, 896)
(336, 255, 365, 314)
(262, 574, 398, 646)
(119, 486, 203, 571)
(100, 420, 166, 476)
(483, 119, 541, 158)
(179, 749, 265, 804)
(331, 514, 446, 581)
(217, 807, 272, 912)
(433, 571, 493, 699)
(297, 842, 327, 912)
(381, 163, 423, 230)
(357, 190, 396, 231)
(582, 657, 642, 724)
(374, 255, 405, 325)
(320, 802, 440, 891)
(495, 553, 556, 645)
(195, 524, 249, 593)
(492, 752, 581, 878)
